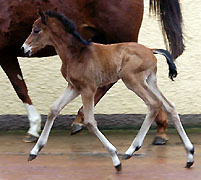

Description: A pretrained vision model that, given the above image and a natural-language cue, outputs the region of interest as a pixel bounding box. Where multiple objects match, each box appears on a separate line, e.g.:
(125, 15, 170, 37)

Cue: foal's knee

(48, 107, 59, 120)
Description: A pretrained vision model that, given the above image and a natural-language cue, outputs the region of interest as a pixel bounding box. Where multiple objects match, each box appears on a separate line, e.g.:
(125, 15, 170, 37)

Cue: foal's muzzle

(21, 43, 32, 57)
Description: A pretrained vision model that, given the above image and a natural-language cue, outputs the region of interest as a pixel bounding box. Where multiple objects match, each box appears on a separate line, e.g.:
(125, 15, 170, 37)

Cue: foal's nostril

(20, 45, 30, 57)
(21, 46, 25, 54)
(20, 46, 27, 56)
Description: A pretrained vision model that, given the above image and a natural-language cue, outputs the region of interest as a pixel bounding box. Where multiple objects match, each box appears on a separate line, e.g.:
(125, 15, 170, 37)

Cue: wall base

(0, 114, 200, 130)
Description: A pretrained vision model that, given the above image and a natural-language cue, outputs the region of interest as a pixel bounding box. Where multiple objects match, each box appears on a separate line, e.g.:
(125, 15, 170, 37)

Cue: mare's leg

(121, 73, 162, 159)
(147, 73, 194, 167)
(1, 56, 41, 142)
(71, 83, 115, 135)
(28, 84, 79, 161)
(81, 88, 121, 171)
(153, 109, 168, 145)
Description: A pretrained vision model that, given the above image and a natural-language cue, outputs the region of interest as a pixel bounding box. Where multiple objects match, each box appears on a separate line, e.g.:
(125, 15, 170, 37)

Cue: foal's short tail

(153, 49, 177, 81)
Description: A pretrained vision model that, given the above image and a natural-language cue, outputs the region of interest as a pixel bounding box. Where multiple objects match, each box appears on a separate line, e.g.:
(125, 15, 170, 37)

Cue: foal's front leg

(81, 89, 121, 171)
(28, 84, 79, 161)
(71, 83, 115, 135)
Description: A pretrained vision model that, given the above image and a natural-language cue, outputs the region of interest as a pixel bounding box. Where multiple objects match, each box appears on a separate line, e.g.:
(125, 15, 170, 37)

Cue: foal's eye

(34, 28, 41, 34)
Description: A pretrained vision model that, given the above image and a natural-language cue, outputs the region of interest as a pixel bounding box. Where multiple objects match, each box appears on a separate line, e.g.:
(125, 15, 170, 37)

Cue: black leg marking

(190, 147, 194, 155)
(115, 163, 122, 172)
(28, 154, 37, 162)
(185, 146, 194, 168)
(122, 154, 132, 160)
(185, 161, 194, 168)
(122, 146, 141, 160)
(38, 145, 44, 152)
(135, 146, 141, 152)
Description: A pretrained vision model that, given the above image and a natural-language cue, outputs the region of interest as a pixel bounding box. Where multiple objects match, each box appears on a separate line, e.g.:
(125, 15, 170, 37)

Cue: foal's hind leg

(72, 85, 168, 145)
(29, 84, 79, 161)
(121, 74, 162, 159)
(81, 89, 121, 171)
(147, 73, 194, 167)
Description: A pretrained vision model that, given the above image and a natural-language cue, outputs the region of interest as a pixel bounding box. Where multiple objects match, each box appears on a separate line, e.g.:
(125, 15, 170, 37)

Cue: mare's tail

(152, 49, 177, 81)
(149, 0, 184, 59)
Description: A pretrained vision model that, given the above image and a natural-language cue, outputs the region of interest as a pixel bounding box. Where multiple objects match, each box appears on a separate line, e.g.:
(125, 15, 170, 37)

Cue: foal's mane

(45, 11, 90, 46)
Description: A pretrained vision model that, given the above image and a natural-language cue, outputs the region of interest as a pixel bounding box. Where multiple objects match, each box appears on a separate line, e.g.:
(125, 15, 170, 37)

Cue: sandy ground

(0, 130, 201, 180)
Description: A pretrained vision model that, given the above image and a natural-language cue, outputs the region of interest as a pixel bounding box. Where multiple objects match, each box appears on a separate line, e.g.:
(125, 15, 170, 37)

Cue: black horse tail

(149, 0, 184, 59)
(153, 49, 177, 81)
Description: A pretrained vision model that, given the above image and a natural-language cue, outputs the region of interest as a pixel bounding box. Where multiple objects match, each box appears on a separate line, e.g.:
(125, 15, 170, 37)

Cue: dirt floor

(0, 129, 201, 180)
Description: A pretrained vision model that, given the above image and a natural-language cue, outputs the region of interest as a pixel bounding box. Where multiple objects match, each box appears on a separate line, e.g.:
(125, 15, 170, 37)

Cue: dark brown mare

(0, 0, 184, 143)
(22, 10, 194, 171)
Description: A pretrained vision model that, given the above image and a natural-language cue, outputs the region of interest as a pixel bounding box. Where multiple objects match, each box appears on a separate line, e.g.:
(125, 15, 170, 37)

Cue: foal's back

(86, 42, 157, 86)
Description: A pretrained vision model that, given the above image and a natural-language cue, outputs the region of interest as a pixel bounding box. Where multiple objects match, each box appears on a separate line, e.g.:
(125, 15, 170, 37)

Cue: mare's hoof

(23, 134, 38, 143)
(71, 124, 83, 135)
(185, 161, 194, 168)
(115, 163, 122, 171)
(28, 154, 37, 162)
(122, 154, 132, 160)
(152, 136, 168, 145)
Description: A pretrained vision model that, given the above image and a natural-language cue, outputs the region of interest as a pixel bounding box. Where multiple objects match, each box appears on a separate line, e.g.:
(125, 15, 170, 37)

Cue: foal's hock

(22, 10, 194, 171)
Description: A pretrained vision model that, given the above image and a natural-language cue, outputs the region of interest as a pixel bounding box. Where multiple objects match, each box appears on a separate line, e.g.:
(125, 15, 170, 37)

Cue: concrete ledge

(0, 114, 201, 130)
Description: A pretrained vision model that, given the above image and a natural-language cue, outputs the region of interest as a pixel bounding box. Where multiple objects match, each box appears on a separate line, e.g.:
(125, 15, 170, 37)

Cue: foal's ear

(38, 6, 47, 25)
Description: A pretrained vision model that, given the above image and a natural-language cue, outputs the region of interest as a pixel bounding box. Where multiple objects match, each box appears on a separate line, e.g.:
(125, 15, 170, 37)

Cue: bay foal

(22, 11, 194, 171)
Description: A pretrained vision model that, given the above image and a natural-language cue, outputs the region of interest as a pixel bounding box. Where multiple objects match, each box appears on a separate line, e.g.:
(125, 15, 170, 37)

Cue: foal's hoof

(152, 136, 168, 145)
(115, 163, 122, 172)
(28, 154, 37, 162)
(71, 124, 83, 135)
(185, 161, 194, 168)
(122, 154, 132, 160)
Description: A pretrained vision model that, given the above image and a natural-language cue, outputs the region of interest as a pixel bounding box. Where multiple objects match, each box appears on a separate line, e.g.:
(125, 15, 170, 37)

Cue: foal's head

(21, 10, 90, 56)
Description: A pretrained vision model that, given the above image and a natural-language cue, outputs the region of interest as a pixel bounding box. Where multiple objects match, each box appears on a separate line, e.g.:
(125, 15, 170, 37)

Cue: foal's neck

(50, 27, 88, 62)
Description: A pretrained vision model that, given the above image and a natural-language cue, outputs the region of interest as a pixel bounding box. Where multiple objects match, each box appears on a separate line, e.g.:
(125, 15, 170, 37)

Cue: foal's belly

(96, 72, 120, 87)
